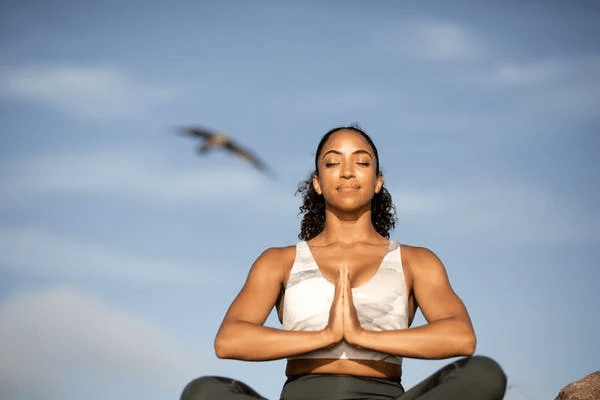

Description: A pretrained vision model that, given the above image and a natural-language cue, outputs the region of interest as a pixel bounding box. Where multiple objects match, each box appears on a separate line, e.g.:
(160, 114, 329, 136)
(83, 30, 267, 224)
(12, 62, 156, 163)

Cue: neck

(316, 206, 382, 245)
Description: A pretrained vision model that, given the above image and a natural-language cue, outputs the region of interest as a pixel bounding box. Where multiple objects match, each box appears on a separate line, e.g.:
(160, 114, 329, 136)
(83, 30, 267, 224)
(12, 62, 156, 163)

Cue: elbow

(214, 333, 234, 359)
(214, 320, 255, 360)
(460, 331, 477, 356)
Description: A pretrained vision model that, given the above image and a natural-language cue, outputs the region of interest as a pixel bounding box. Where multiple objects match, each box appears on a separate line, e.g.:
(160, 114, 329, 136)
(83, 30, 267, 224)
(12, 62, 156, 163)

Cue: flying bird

(178, 126, 274, 176)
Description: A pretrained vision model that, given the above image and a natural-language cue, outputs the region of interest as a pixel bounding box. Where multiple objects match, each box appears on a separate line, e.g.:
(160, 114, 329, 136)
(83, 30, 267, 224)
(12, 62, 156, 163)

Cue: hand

(325, 266, 345, 345)
(340, 265, 363, 345)
(325, 265, 364, 347)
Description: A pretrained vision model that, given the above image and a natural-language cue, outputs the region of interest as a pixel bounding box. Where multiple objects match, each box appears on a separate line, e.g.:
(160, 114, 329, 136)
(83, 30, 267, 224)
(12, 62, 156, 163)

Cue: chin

(330, 202, 372, 215)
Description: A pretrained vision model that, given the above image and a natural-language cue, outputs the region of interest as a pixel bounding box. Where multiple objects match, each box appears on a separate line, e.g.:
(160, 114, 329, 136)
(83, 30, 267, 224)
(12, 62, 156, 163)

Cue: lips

(337, 184, 360, 191)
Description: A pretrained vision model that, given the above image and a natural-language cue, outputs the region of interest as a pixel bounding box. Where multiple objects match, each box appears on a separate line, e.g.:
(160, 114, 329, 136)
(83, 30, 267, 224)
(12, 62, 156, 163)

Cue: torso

(276, 239, 418, 379)
(285, 358, 401, 378)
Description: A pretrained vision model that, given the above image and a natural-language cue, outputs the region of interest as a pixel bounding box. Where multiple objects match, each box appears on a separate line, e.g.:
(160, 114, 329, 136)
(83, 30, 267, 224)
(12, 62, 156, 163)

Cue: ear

(312, 175, 322, 195)
(375, 174, 383, 194)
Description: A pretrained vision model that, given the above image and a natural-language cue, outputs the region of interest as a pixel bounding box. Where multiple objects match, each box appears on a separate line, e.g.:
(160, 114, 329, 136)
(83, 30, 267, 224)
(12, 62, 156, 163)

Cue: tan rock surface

(555, 371, 600, 400)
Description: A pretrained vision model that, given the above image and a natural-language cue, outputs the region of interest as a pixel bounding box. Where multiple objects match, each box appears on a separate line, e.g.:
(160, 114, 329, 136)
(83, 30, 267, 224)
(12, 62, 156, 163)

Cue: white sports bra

(281, 241, 409, 366)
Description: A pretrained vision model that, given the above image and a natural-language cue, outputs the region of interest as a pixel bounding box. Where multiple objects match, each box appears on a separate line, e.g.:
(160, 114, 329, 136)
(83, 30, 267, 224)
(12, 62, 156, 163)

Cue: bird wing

(223, 141, 270, 171)
(177, 126, 275, 176)
(181, 127, 216, 140)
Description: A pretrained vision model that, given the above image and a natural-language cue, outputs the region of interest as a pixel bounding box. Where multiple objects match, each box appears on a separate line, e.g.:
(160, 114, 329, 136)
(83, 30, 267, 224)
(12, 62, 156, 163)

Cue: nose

(340, 161, 355, 179)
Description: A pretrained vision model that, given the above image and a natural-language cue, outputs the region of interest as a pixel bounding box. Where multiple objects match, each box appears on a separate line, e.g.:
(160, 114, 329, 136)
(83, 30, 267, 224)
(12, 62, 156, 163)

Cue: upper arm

(221, 246, 293, 326)
(408, 247, 472, 325)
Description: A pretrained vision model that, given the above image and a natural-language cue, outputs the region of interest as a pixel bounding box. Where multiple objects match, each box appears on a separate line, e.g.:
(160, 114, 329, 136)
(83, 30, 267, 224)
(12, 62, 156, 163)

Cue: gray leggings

(180, 356, 507, 400)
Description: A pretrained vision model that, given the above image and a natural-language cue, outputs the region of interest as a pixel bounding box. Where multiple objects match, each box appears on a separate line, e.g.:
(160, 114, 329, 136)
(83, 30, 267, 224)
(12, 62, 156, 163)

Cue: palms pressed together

(327, 265, 364, 347)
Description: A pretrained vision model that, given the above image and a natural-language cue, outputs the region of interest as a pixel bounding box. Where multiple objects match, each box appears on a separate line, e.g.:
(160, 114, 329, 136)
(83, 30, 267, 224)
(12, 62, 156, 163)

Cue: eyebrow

(321, 149, 373, 159)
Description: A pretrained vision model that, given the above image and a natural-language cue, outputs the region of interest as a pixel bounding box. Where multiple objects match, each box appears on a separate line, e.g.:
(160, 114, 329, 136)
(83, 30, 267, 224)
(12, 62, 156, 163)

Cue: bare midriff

(286, 358, 400, 379)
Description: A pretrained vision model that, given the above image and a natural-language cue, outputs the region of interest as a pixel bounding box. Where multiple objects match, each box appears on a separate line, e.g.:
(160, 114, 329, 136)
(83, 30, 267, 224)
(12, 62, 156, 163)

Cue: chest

(308, 244, 391, 287)
(281, 242, 409, 330)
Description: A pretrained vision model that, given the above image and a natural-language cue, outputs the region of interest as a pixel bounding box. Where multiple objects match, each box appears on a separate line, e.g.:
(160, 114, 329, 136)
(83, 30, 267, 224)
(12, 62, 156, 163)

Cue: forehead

(319, 129, 374, 155)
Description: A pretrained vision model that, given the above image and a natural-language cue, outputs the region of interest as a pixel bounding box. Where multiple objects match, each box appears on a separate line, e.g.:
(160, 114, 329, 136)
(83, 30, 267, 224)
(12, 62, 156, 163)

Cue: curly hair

(296, 125, 397, 240)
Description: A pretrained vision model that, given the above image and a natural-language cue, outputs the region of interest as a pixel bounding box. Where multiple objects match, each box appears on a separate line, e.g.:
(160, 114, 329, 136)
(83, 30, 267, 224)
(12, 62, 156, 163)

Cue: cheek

(361, 170, 379, 184)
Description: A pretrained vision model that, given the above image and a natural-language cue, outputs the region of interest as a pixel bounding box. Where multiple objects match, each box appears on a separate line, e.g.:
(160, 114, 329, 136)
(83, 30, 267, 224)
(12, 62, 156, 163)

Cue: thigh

(180, 376, 267, 400)
(398, 356, 506, 400)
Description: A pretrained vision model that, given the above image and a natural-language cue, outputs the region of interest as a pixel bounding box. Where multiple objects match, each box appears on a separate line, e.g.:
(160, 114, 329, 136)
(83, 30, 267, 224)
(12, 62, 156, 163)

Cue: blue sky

(0, 1, 598, 399)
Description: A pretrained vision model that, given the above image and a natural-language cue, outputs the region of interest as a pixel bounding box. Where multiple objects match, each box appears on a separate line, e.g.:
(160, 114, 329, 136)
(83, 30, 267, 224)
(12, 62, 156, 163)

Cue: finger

(332, 268, 345, 310)
(333, 275, 341, 305)
(342, 266, 351, 296)
(340, 265, 349, 299)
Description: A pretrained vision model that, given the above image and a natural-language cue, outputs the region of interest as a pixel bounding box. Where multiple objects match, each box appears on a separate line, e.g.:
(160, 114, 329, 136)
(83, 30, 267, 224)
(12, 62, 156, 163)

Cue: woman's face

(313, 129, 383, 213)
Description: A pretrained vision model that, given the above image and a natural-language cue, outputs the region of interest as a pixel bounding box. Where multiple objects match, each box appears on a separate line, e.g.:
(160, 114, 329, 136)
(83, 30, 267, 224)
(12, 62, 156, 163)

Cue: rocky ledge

(555, 371, 600, 400)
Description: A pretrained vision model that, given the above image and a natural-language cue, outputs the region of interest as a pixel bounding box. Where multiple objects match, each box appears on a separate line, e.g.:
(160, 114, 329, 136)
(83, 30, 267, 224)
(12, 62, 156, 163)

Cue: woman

(181, 126, 507, 400)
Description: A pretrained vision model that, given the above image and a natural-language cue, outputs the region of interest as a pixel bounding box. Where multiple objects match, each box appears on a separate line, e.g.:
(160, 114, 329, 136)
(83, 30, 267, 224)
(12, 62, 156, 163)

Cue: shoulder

(399, 244, 447, 286)
(256, 245, 297, 264)
(400, 244, 442, 267)
(248, 244, 297, 281)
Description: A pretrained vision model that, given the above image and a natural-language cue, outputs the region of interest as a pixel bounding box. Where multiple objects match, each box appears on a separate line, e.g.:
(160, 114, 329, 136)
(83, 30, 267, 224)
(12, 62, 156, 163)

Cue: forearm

(215, 320, 337, 361)
(350, 317, 476, 359)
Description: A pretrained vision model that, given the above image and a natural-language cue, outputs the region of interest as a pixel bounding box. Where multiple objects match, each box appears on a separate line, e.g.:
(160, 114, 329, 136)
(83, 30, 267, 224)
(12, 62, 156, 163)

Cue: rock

(555, 371, 600, 400)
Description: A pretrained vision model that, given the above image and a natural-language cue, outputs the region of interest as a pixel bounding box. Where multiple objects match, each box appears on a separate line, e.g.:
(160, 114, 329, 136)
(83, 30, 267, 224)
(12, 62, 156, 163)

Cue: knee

(180, 376, 264, 400)
(180, 376, 227, 400)
(464, 356, 507, 399)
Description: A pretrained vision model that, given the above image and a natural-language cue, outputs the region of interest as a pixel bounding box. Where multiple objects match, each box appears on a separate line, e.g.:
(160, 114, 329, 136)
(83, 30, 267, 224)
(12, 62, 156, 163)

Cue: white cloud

(503, 56, 600, 117)
(393, 183, 599, 246)
(0, 227, 206, 283)
(0, 65, 177, 119)
(2, 148, 290, 207)
(383, 21, 484, 61)
(0, 288, 205, 400)
(518, 82, 600, 117)
(473, 56, 593, 88)
(487, 55, 600, 87)
(492, 61, 563, 86)
(466, 55, 600, 117)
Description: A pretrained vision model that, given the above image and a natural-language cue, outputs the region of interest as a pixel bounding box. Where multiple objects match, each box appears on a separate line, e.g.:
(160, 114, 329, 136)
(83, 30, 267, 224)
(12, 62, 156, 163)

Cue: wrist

(320, 326, 342, 347)
(345, 325, 367, 347)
